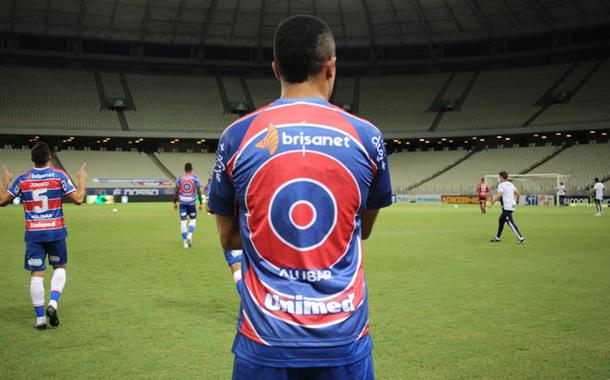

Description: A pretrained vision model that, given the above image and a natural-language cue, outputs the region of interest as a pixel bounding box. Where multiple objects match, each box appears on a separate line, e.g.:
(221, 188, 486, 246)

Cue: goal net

(484, 173, 572, 198)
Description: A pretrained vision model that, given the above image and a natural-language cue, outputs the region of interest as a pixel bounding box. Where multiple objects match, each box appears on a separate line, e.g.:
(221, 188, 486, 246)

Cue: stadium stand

(388, 149, 468, 193)
(530, 142, 610, 191)
(0, 67, 120, 130)
(532, 61, 610, 127)
(412, 145, 557, 194)
(223, 77, 246, 104)
(124, 74, 236, 132)
(247, 78, 280, 108)
(439, 65, 569, 130)
(156, 152, 216, 180)
(100, 73, 125, 100)
(56, 149, 170, 187)
(331, 77, 355, 108)
(0, 147, 36, 175)
(359, 73, 449, 131)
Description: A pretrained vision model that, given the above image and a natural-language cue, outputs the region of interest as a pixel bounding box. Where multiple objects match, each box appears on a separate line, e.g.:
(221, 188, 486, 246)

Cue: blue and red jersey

(7, 167, 76, 243)
(208, 98, 392, 363)
(176, 173, 201, 205)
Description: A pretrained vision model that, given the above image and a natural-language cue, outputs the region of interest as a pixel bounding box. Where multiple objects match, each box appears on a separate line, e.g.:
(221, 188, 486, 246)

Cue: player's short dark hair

(594, 177, 599, 182)
(273, 15, 335, 83)
(185, 163, 193, 172)
(499, 171, 508, 180)
(481, 178, 485, 181)
(31, 142, 51, 166)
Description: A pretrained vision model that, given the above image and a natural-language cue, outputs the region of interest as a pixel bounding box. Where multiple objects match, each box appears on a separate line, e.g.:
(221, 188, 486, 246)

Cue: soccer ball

(112, 208, 118, 213)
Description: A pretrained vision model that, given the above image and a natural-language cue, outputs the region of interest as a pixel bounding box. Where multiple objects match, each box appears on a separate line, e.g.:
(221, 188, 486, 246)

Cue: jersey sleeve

(195, 176, 202, 188)
(364, 128, 393, 209)
(208, 132, 237, 216)
(60, 172, 76, 194)
(6, 175, 22, 197)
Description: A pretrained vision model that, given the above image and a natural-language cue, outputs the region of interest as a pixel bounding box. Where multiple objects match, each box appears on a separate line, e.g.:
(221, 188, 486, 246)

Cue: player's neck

(279, 80, 330, 101)
(33, 163, 51, 169)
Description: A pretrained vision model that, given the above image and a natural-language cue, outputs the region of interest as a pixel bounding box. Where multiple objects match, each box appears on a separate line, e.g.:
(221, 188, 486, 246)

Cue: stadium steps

(405, 148, 478, 191)
(148, 152, 176, 180)
(520, 143, 570, 174)
(523, 62, 585, 127)
(94, 72, 110, 109)
(458, 71, 479, 108)
(51, 150, 68, 173)
(119, 73, 136, 111)
(217, 77, 231, 114)
(117, 110, 130, 131)
(431, 71, 479, 132)
(239, 78, 255, 111)
(426, 73, 455, 132)
(523, 59, 606, 127)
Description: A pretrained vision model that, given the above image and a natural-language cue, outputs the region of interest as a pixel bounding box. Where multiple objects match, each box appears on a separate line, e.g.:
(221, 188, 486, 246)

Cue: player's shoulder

(333, 106, 381, 135)
(221, 105, 272, 141)
(51, 167, 70, 178)
(16, 168, 32, 180)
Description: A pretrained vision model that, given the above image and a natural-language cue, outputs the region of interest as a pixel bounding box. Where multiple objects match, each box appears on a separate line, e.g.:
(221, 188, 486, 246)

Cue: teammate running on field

(592, 177, 605, 216)
(174, 163, 203, 248)
(490, 171, 526, 245)
(208, 15, 392, 380)
(477, 177, 490, 214)
(0, 142, 87, 329)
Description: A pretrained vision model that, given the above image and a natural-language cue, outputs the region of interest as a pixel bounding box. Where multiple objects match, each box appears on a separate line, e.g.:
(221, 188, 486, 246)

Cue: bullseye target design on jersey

(246, 151, 361, 270)
(269, 179, 336, 252)
(180, 179, 195, 194)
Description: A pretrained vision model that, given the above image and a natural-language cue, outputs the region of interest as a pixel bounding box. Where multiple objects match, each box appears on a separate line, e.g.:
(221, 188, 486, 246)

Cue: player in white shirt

(592, 178, 605, 216)
(490, 171, 526, 244)
(557, 182, 567, 207)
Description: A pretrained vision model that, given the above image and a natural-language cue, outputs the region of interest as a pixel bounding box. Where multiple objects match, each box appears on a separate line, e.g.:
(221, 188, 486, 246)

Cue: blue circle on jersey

(268, 180, 336, 251)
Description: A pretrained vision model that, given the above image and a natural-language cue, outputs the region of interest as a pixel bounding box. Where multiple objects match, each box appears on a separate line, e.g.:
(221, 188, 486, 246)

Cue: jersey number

(32, 189, 49, 213)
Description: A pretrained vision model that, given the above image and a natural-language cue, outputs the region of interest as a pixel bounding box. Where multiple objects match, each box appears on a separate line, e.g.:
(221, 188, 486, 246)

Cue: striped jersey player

(209, 15, 392, 380)
(0, 142, 87, 330)
(173, 163, 203, 249)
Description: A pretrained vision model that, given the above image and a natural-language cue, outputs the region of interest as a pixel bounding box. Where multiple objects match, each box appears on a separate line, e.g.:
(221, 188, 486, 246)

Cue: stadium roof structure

(1, 0, 610, 48)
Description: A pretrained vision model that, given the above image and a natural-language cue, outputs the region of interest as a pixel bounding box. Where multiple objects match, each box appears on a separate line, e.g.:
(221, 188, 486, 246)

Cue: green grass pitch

(1, 202, 609, 379)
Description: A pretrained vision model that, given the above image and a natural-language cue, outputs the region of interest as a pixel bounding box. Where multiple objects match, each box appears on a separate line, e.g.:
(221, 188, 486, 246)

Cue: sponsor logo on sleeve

(371, 135, 386, 170)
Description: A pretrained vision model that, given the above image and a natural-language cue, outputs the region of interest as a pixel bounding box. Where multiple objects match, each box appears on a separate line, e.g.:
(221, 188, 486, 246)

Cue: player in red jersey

(477, 178, 490, 214)
(0, 142, 87, 329)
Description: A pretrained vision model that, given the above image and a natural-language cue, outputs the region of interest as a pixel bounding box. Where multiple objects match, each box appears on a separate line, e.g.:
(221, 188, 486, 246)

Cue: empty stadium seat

(156, 152, 216, 180)
(0, 67, 120, 130)
(413, 145, 557, 194)
(56, 149, 170, 188)
(124, 74, 237, 132)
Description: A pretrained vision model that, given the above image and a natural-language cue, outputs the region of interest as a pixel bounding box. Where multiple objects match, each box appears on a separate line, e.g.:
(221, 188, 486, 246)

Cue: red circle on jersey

(180, 179, 194, 193)
(290, 201, 316, 229)
(246, 151, 360, 269)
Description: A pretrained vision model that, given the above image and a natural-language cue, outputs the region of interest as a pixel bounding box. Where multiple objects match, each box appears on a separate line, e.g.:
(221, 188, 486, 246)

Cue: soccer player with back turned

(592, 178, 605, 216)
(174, 163, 203, 248)
(477, 178, 490, 214)
(0, 142, 87, 329)
(208, 15, 392, 380)
(490, 171, 526, 245)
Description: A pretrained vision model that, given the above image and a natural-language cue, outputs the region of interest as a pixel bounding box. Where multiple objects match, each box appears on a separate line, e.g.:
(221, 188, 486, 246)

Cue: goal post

(484, 173, 572, 204)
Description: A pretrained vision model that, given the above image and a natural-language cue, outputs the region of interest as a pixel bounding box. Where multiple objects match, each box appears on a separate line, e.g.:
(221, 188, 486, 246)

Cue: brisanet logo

(282, 131, 351, 148)
(256, 125, 352, 155)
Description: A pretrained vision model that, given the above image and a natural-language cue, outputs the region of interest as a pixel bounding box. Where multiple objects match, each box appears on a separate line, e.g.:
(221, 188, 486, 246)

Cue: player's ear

(325, 57, 337, 81)
(271, 61, 281, 81)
